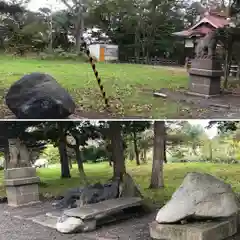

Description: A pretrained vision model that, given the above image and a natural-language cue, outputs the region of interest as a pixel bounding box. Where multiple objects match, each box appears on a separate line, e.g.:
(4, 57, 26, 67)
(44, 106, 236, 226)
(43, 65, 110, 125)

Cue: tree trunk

(142, 148, 147, 163)
(129, 150, 134, 161)
(237, 62, 240, 81)
(149, 121, 165, 189)
(3, 137, 9, 170)
(57, 123, 71, 178)
(58, 142, 71, 178)
(69, 158, 72, 169)
(75, 7, 84, 54)
(134, 19, 141, 60)
(164, 139, 167, 163)
(223, 44, 232, 89)
(133, 130, 140, 166)
(48, 14, 53, 53)
(75, 138, 88, 185)
(109, 121, 126, 180)
(209, 140, 213, 161)
(105, 139, 113, 167)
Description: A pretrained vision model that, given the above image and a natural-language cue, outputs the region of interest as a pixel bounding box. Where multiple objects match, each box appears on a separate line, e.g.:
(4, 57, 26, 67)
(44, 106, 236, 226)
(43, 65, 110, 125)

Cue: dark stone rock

(78, 181, 119, 207)
(52, 180, 120, 209)
(5, 72, 76, 119)
(52, 187, 84, 209)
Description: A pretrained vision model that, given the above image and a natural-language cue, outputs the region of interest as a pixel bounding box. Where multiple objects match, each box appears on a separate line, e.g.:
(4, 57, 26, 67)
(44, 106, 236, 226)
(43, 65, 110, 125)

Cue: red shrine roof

(173, 12, 230, 38)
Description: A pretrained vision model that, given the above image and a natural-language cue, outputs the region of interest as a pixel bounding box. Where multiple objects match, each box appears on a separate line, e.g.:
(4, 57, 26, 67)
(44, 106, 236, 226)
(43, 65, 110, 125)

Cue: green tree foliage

(208, 121, 239, 133)
(0, 0, 216, 61)
(122, 121, 152, 165)
(89, 0, 186, 60)
(0, 1, 49, 54)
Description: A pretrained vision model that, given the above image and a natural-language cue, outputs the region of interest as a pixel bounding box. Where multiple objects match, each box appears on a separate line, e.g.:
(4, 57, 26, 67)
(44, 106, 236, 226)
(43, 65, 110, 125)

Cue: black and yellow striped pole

(80, 39, 110, 112)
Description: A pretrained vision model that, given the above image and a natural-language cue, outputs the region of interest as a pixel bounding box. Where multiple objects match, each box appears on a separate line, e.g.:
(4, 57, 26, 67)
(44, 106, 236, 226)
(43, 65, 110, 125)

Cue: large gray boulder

(156, 172, 240, 223)
(5, 72, 76, 119)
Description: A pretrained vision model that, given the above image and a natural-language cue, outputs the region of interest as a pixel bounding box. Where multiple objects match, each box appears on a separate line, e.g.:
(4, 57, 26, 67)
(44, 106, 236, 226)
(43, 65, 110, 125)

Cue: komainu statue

(8, 138, 31, 168)
(195, 30, 218, 59)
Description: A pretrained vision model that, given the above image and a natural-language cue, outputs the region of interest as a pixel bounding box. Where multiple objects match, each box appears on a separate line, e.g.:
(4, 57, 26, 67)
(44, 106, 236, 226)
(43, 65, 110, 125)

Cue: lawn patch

(0, 162, 239, 206)
(0, 56, 190, 118)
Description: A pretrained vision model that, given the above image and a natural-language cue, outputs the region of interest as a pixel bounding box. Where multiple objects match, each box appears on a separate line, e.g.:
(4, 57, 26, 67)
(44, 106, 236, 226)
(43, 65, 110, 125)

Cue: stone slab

(149, 215, 238, 240)
(30, 214, 59, 229)
(4, 167, 37, 179)
(64, 197, 142, 220)
(5, 177, 40, 186)
(186, 91, 220, 98)
(46, 211, 63, 218)
(189, 68, 223, 77)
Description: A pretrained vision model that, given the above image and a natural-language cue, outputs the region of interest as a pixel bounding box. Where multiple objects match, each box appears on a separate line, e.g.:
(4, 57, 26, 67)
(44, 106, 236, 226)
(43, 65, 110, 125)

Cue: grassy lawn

(0, 162, 239, 205)
(0, 55, 188, 118)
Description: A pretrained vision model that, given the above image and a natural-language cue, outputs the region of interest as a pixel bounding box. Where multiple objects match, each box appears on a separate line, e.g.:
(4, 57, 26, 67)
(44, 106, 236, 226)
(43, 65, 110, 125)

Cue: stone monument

(149, 172, 240, 240)
(188, 30, 223, 97)
(4, 138, 40, 207)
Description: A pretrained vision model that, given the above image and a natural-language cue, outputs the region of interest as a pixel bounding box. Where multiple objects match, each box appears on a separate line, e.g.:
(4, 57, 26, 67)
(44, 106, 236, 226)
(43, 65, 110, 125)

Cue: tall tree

(57, 122, 71, 178)
(60, 0, 88, 53)
(123, 121, 151, 165)
(108, 121, 126, 180)
(66, 121, 101, 184)
(149, 121, 166, 189)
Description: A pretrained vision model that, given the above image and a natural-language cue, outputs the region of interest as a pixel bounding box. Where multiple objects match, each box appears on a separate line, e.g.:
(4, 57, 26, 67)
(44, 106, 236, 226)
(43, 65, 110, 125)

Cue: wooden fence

(123, 57, 180, 66)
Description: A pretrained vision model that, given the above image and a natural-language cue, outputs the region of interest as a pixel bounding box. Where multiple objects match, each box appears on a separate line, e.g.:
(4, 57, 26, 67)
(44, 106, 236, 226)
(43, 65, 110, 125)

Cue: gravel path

(0, 201, 154, 240)
(0, 201, 240, 240)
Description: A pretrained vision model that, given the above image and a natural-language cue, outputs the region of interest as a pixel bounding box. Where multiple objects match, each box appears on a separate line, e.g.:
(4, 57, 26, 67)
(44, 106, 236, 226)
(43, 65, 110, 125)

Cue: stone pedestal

(4, 167, 40, 207)
(149, 213, 240, 240)
(188, 58, 223, 97)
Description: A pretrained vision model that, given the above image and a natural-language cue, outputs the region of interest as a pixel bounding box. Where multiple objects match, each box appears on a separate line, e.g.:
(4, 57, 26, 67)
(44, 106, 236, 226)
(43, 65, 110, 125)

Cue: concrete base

(188, 73, 222, 97)
(4, 167, 40, 207)
(188, 58, 223, 97)
(149, 214, 239, 240)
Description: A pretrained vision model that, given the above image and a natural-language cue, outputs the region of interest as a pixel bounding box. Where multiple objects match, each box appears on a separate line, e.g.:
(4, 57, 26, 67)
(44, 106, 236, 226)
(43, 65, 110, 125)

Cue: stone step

(29, 214, 59, 229)
(64, 197, 142, 220)
(28, 204, 145, 232)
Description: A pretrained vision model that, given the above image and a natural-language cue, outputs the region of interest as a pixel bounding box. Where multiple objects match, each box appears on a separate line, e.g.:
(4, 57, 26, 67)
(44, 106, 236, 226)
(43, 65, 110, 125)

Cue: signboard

(185, 39, 194, 48)
(104, 45, 118, 58)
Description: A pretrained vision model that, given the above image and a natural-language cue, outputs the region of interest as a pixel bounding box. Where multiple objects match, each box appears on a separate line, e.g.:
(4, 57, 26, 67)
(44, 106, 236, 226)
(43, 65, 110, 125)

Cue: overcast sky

(188, 120, 217, 139)
(27, 0, 66, 12)
(27, 0, 203, 12)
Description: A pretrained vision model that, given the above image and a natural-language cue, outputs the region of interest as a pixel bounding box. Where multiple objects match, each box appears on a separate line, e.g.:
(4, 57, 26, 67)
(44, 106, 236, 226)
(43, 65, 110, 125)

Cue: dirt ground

(2, 79, 240, 119)
(0, 201, 154, 240)
(155, 87, 240, 119)
(2, 99, 237, 120)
